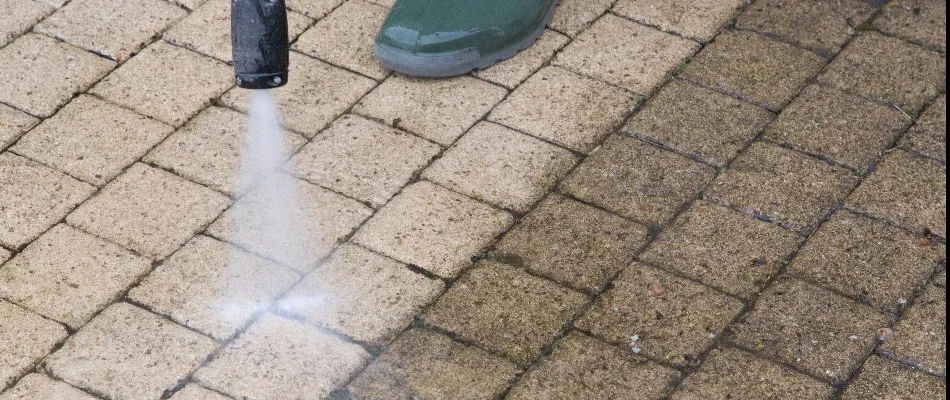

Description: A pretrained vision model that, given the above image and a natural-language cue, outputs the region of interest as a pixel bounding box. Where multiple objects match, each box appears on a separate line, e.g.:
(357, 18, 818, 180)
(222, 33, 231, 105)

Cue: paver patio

(0, 0, 945, 399)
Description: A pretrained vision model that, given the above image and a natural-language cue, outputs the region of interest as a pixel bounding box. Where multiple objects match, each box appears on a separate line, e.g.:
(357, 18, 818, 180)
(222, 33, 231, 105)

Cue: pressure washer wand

(231, 0, 290, 89)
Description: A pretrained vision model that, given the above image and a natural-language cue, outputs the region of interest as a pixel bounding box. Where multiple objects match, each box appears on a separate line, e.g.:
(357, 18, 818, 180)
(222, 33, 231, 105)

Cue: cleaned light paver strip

(44, 303, 218, 400)
(292, 0, 390, 80)
(577, 262, 744, 365)
(612, 0, 744, 42)
(735, 0, 876, 55)
(278, 244, 444, 345)
(0, 103, 39, 151)
(0, 373, 97, 400)
(423, 121, 578, 213)
(0, 152, 95, 249)
(874, 0, 946, 52)
(474, 30, 570, 89)
(348, 329, 519, 399)
(489, 66, 640, 153)
(67, 163, 230, 259)
(842, 356, 947, 399)
(882, 285, 946, 375)
(0, 0, 52, 47)
(129, 235, 300, 341)
(0, 300, 68, 388)
(288, 114, 441, 207)
(494, 194, 651, 293)
(353, 181, 514, 278)
(902, 94, 946, 162)
(194, 313, 370, 400)
(169, 384, 233, 400)
(671, 347, 833, 399)
(13, 94, 175, 186)
(0, 224, 151, 329)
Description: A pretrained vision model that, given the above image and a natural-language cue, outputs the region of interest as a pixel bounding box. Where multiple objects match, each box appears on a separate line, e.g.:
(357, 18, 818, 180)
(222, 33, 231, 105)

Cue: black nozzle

(231, 0, 289, 89)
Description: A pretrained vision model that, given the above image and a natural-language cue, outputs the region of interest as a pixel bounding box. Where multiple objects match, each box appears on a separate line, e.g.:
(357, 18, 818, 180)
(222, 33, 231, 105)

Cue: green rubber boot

(374, 0, 558, 78)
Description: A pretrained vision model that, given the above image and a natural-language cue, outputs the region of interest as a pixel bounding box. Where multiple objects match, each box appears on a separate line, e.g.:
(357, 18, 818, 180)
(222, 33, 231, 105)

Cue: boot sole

(374, 1, 558, 78)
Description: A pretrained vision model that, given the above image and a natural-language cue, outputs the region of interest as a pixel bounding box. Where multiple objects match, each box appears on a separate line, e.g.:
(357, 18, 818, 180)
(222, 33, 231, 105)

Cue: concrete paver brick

(818, 32, 946, 115)
(278, 244, 444, 345)
(681, 30, 826, 111)
(0, 33, 114, 118)
(0, 248, 9, 266)
(842, 356, 947, 399)
(169, 384, 233, 400)
(13, 95, 175, 186)
(641, 200, 802, 298)
(935, 269, 947, 287)
(494, 194, 651, 293)
(735, 0, 876, 55)
(789, 211, 945, 311)
(508, 332, 678, 399)
(0, 0, 53, 47)
(613, 0, 744, 42)
(705, 142, 859, 234)
(164, 0, 312, 63)
(66, 163, 230, 259)
(208, 174, 372, 271)
(0, 152, 95, 249)
(549, 0, 613, 37)
(0, 301, 67, 389)
(489, 66, 640, 153)
(670, 347, 833, 400)
(293, 0, 390, 80)
(560, 135, 716, 227)
(347, 329, 519, 400)
(43, 303, 217, 400)
(902, 95, 946, 162)
(353, 75, 507, 146)
(554, 14, 699, 95)
(144, 106, 307, 196)
(577, 262, 744, 365)
(353, 181, 514, 278)
(288, 114, 440, 207)
(194, 314, 370, 400)
(129, 236, 300, 341)
(0, 103, 39, 151)
(874, 0, 946, 52)
(764, 85, 910, 172)
(167, 0, 206, 10)
(35, 0, 186, 60)
(847, 149, 946, 238)
(423, 122, 578, 213)
(882, 285, 946, 375)
(0, 224, 151, 329)
(287, 0, 342, 19)
(730, 278, 891, 382)
(0, 373, 97, 400)
(474, 30, 570, 89)
(623, 79, 774, 167)
(424, 261, 587, 365)
(91, 41, 232, 126)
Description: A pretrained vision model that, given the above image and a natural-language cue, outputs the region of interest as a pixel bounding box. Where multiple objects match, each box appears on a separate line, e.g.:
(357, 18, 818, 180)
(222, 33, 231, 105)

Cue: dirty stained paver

(0, 0, 946, 398)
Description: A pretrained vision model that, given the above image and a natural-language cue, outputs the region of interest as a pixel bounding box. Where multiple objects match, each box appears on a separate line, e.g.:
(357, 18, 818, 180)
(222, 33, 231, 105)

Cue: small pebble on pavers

(902, 95, 947, 163)
(292, 0, 390, 80)
(489, 66, 640, 154)
(168, 384, 232, 400)
(494, 194, 651, 293)
(577, 262, 743, 366)
(554, 14, 699, 95)
(680, 30, 826, 111)
(788, 211, 945, 311)
(0, 373, 97, 400)
(560, 134, 716, 227)
(507, 332, 678, 399)
(474, 30, 570, 89)
(670, 347, 833, 399)
(549, 0, 613, 37)
(841, 356, 947, 399)
(194, 314, 370, 400)
(0, 224, 151, 329)
(613, 0, 745, 42)
(874, 0, 947, 52)
(0, 103, 39, 150)
(129, 236, 299, 341)
(278, 244, 444, 345)
(353, 75, 507, 146)
(353, 181, 513, 279)
(640, 200, 802, 298)
(729, 278, 891, 382)
(347, 329, 519, 400)
(43, 303, 217, 400)
(288, 114, 440, 207)
(847, 149, 947, 238)
(623, 79, 774, 167)
(818, 32, 946, 115)
(0, 0, 53, 47)
(424, 261, 587, 365)
(735, 0, 876, 55)
(0, 300, 67, 388)
(882, 285, 946, 375)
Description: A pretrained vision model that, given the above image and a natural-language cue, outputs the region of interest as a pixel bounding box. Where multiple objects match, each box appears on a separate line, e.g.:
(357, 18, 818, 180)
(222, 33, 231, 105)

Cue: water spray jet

(231, 0, 289, 89)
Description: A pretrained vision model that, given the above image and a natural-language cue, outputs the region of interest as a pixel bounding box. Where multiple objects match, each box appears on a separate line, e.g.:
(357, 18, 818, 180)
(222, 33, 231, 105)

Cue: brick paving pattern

(0, 0, 945, 398)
